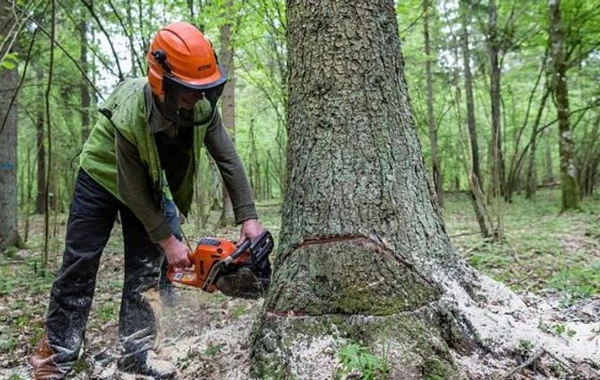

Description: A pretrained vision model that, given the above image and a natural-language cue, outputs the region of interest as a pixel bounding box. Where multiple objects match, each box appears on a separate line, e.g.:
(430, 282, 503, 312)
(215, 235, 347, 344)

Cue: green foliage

(449, 190, 600, 295)
(204, 342, 226, 357)
(549, 264, 600, 305)
(423, 358, 452, 380)
(0, 52, 19, 70)
(336, 342, 388, 380)
(538, 320, 577, 341)
(517, 339, 535, 355)
(97, 301, 119, 324)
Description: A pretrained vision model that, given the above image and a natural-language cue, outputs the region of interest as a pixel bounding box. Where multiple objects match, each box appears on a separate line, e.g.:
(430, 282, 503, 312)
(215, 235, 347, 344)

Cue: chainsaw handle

(225, 238, 252, 264)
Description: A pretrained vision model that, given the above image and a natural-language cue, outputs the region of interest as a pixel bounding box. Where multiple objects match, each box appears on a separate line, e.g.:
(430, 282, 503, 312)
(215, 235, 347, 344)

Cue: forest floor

(1, 189, 599, 380)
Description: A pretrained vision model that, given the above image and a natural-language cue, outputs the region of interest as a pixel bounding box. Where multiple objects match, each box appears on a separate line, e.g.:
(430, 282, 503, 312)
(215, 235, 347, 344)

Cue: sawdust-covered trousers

(36, 169, 180, 375)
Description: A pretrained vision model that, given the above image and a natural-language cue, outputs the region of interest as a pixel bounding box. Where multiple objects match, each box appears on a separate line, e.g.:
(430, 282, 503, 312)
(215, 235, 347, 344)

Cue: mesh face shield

(162, 71, 226, 127)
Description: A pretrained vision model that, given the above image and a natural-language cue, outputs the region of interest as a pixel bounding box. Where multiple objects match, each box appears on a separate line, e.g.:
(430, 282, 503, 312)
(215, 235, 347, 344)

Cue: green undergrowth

(335, 341, 389, 379)
(1, 191, 599, 371)
(445, 189, 600, 301)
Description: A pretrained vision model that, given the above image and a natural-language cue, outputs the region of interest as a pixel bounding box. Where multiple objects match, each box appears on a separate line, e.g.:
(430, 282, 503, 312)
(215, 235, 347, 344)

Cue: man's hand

(237, 219, 263, 246)
(159, 235, 191, 268)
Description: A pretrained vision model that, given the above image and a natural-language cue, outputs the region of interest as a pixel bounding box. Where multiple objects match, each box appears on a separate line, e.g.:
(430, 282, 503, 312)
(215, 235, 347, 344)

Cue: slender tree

(0, 0, 21, 251)
(217, 0, 236, 226)
(423, 0, 442, 206)
(459, 0, 490, 238)
(34, 67, 47, 214)
(488, 0, 505, 199)
(548, 0, 579, 211)
(79, 16, 91, 144)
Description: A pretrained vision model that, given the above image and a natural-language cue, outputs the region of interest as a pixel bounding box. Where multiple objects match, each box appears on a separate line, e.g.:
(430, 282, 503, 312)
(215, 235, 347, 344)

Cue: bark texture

(459, 0, 489, 239)
(423, 0, 442, 206)
(548, 0, 580, 211)
(251, 1, 477, 378)
(0, 0, 20, 251)
(250, 1, 600, 379)
(487, 0, 506, 201)
(218, 0, 235, 226)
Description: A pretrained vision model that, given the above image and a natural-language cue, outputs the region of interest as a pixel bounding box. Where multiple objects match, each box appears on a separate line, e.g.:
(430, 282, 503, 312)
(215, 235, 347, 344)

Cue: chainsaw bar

(202, 261, 224, 291)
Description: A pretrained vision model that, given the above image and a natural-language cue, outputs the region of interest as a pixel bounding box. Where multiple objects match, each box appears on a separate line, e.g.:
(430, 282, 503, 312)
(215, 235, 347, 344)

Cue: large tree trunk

(218, 0, 235, 227)
(250, 1, 599, 378)
(0, 0, 20, 251)
(548, 0, 580, 211)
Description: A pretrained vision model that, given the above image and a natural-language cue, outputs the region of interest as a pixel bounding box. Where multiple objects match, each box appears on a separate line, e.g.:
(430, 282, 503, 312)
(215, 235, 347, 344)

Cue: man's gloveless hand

(159, 235, 191, 268)
(237, 219, 263, 246)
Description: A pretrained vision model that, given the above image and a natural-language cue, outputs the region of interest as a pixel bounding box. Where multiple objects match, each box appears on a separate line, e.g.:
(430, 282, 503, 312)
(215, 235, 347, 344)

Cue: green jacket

(80, 78, 211, 217)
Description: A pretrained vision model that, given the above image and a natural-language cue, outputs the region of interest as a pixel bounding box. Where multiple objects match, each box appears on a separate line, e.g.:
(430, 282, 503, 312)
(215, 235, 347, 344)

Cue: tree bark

(250, 1, 599, 378)
(79, 5, 91, 144)
(460, 0, 489, 238)
(35, 68, 47, 215)
(0, 0, 20, 251)
(218, 0, 235, 227)
(525, 85, 551, 199)
(250, 1, 479, 378)
(543, 129, 555, 184)
(423, 0, 442, 207)
(548, 0, 580, 211)
(488, 0, 506, 201)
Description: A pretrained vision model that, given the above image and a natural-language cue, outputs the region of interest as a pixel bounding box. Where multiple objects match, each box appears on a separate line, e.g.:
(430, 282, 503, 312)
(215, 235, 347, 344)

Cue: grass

(1, 189, 599, 371)
(444, 189, 600, 299)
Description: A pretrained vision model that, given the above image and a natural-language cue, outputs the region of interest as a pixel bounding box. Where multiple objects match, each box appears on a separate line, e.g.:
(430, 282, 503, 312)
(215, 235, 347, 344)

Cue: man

(30, 21, 263, 379)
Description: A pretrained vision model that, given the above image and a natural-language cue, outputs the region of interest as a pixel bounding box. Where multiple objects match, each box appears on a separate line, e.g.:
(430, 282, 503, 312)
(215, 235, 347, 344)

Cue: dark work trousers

(44, 169, 180, 373)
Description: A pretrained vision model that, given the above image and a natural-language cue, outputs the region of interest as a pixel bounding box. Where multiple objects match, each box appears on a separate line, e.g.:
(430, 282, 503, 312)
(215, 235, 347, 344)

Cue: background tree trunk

(548, 0, 580, 211)
(35, 68, 47, 215)
(488, 0, 506, 201)
(525, 84, 550, 199)
(0, 0, 21, 251)
(79, 16, 91, 144)
(218, 0, 235, 227)
(543, 129, 555, 184)
(460, 0, 490, 238)
(423, 0, 442, 206)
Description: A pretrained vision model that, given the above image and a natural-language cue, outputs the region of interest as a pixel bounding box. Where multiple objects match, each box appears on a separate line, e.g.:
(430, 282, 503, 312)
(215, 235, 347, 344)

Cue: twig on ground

(541, 348, 575, 375)
(464, 241, 488, 256)
(449, 231, 482, 238)
(498, 349, 545, 379)
(506, 271, 533, 286)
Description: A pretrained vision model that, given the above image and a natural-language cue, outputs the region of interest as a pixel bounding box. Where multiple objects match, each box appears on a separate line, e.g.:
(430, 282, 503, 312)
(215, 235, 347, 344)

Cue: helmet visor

(162, 68, 227, 127)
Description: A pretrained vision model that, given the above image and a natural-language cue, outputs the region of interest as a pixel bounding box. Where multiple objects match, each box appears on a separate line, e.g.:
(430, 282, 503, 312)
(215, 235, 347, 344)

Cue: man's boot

(30, 337, 67, 380)
(117, 351, 176, 379)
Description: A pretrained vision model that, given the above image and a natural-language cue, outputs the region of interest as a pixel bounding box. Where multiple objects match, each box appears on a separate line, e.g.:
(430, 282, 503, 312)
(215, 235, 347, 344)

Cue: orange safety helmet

(147, 21, 227, 126)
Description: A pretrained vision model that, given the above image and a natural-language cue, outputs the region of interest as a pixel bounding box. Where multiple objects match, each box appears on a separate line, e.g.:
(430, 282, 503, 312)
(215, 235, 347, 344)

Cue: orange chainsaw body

(167, 237, 250, 292)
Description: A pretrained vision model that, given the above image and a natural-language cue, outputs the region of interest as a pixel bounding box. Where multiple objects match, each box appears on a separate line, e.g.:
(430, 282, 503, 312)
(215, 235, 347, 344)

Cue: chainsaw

(167, 230, 273, 299)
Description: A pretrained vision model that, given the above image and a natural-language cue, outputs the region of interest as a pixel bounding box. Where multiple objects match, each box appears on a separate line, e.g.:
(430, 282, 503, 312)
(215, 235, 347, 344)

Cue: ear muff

(151, 50, 172, 74)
